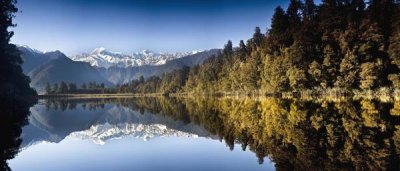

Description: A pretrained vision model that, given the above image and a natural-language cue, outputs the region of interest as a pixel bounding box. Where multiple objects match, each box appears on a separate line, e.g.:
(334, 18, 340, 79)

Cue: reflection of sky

(12, 100, 274, 170)
(10, 137, 274, 171)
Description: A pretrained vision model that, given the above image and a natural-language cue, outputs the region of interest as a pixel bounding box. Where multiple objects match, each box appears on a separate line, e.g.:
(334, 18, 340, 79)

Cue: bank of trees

(45, 81, 107, 94)
(117, 0, 399, 95)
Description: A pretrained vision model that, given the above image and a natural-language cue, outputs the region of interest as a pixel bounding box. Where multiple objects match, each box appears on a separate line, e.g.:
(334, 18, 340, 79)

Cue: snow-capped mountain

(72, 47, 202, 68)
(69, 123, 199, 145)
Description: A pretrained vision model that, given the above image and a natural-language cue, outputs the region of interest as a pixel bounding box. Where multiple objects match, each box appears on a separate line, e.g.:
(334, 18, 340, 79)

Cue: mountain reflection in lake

(6, 97, 400, 170)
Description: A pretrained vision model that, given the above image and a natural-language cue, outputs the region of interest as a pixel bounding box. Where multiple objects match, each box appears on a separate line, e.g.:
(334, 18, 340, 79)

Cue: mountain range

(72, 47, 202, 69)
(18, 46, 220, 93)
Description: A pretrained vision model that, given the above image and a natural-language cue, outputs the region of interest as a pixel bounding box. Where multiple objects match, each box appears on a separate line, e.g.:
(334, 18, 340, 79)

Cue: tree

(322, 44, 340, 87)
(0, 0, 36, 99)
(286, 0, 302, 30)
(303, 0, 316, 21)
(59, 81, 68, 93)
(268, 6, 291, 52)
(223, 40, 233, 57)
(388, 5, 400, 69)
(139, 76, 145, 84)
(53, 83, 59, 93)
(252, 27, 264, 48)
(68, 83, 77, 93)
(81, 83, 87, 89)
(242, 51, 262, 91)
(388, 74, 400, 88)
(286, 67, 307, 91)
(359, 60, 383, 90)
(335, 50, 360, 88)
(308, 60, 324, 88)
(45, 83, 51, 94)
(261, 52, 290, 93)
(238, 40, 247, 61)
(367, 0, 396, 42)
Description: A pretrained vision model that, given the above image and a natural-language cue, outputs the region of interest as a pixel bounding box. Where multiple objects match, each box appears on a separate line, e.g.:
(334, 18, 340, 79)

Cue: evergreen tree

(0, 0, 36, 99)
(68, 83, 77, 92)
(252, 27, 264, 48)
(238, 40, 247, 61)
(388, 4, 400, 69)
(359, 60, 382, 90)
(81, 83, 87, 89)
(267, 6, 290, 52)
(308, 60, 324, 88)
(45, 83, 51, 94)
(53, 83, 58, 93)
(139, 76, 145, 84)
(59, 81, 68, 93)
(287, 67, 307, 91)
(367, 0, 396, 43)
(286, 0, 302, 29)
(303, 0, 316, 21)
(335, 50, 360, 88)
(105, 0, 400, 95)
(322, 44, 340, 87)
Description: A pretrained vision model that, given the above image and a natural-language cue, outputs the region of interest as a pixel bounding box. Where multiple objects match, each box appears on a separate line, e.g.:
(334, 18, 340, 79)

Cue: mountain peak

(72, 48, 202, 69)
(91, 47, 107, 54)
(17, 45, 44, 54)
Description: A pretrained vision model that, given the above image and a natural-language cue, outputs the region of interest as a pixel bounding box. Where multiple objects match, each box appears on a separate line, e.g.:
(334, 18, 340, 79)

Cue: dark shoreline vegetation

(46, 1, 400, 99)
(0, 1, 37, 170)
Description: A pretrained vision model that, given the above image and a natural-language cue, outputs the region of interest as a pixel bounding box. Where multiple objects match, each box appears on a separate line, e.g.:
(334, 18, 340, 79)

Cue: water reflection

(6, 97, 400, 170)
(0, 98, 35, 171)
(23, 98, 211, 147)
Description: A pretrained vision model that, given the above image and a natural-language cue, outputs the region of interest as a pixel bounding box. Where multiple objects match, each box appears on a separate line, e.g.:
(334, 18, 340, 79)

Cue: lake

(3, 97, 400, 170)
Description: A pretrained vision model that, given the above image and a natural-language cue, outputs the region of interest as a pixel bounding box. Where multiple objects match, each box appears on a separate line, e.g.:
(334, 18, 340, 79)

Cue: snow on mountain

(17, 45, 44, 54)
(71, 47, 202, 69)
(68, 123, 199, 145)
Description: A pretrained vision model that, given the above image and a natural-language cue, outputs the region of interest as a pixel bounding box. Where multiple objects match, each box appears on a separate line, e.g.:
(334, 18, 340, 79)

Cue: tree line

(45, 81, 108, 94)
(115, 0, 400, 95)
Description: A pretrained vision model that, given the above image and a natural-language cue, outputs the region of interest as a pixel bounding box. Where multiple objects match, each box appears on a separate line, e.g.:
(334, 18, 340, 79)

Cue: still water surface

(4, 97, 400, 170)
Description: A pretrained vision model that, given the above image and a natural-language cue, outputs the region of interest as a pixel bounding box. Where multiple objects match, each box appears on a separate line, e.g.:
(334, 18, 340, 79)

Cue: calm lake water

(3, 97, 400, 170)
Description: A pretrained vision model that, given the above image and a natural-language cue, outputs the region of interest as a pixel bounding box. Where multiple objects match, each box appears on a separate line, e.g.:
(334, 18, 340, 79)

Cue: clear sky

(11, 0, 293, 55)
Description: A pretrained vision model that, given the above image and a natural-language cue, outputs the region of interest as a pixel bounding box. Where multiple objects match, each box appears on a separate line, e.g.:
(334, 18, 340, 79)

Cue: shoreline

(38, 89, 400, 102)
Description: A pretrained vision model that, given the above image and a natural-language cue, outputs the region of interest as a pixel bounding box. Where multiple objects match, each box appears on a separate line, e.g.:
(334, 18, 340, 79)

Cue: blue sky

(11, 0, 293, 55)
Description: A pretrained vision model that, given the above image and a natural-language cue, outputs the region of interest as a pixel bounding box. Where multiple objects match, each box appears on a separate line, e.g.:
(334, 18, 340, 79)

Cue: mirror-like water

(3, 97, 400, 170)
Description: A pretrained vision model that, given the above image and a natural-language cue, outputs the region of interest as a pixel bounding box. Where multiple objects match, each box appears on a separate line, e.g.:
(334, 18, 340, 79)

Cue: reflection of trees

(42, 97, 400, 170)
(180, 97, 400, 170)
(0, 98, 36, 171)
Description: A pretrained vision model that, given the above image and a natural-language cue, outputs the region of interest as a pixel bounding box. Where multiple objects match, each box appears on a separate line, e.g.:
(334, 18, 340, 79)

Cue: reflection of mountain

(21, 100, 211, 148)
(70, 123, 200, 145)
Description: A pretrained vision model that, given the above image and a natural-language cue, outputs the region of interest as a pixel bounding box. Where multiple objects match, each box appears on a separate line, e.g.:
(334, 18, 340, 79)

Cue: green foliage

(105, 1, 400, 94)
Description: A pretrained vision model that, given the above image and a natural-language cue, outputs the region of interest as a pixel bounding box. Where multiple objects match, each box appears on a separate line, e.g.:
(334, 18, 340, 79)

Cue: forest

(110, 0, 400, 96)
